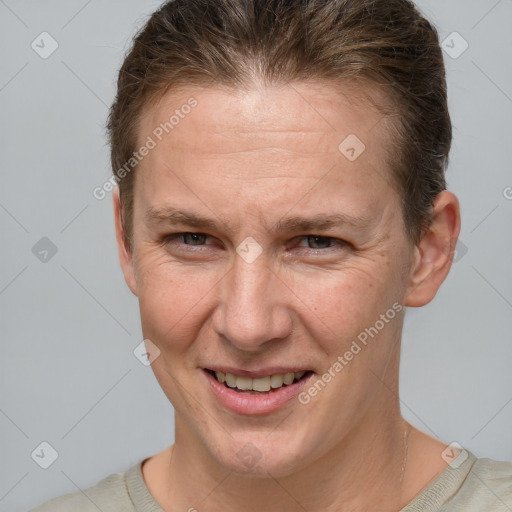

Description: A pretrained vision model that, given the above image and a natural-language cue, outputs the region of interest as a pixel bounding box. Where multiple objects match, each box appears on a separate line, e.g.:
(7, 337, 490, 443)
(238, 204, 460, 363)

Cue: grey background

(0, 1, 511, 510)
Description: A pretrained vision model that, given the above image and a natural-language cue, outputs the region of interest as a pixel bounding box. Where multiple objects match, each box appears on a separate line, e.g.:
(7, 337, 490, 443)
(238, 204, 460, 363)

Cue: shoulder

(28, 464, 138, 512)
(448, 456, 512, 511)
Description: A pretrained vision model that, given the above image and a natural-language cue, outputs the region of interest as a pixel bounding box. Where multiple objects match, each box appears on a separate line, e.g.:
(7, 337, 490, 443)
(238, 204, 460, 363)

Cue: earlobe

(113, 188, 138, 296)
(404, 191, 461, 307)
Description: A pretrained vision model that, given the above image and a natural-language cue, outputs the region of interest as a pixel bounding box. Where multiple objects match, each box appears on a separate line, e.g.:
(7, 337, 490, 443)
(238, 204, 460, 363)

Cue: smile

(208, 369, 309, 393)
(203, 368, 313, 414)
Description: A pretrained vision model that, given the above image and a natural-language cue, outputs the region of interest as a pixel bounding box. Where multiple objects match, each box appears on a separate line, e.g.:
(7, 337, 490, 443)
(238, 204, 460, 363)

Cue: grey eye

(181, 233, 208, 245)
(306, 236, 334, 249)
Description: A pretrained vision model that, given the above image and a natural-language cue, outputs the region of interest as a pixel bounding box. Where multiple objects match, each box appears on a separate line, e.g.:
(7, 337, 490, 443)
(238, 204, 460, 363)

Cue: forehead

(139, 80, 391, 157)
(134, 80, 400, 230)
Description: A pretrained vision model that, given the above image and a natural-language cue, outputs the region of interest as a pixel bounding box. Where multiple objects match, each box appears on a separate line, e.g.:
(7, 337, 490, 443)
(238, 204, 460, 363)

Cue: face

(118, 81, 419, 476)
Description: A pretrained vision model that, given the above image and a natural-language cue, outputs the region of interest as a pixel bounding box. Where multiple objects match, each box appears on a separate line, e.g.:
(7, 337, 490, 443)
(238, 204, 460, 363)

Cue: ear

(113, 187, 138, 296)
(404, 191, 461, 307)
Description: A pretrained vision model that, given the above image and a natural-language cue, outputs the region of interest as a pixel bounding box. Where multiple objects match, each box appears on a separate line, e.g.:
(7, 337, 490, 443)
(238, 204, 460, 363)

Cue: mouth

(205, 368, 312, 394)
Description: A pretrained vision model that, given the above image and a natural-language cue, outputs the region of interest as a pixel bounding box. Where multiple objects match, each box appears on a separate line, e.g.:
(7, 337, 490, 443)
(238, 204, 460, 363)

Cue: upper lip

(204, 366, 311, 378)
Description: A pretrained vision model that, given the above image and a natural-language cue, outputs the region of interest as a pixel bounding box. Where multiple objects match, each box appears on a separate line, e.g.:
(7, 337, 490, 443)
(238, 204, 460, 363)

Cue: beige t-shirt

(29, 451, 512, 511)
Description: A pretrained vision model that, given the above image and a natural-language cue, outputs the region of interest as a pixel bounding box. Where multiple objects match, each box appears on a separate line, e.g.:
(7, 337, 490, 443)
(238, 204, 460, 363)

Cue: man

(31, 0, 512, 510)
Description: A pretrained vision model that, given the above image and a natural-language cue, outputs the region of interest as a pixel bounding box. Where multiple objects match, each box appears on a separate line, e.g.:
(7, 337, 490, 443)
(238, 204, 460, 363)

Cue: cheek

(134, 253, 220, 351)
(290, 258, 399, 349)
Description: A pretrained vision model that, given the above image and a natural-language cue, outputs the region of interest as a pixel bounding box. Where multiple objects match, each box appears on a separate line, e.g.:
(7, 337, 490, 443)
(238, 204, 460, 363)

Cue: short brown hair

(107, 0, 451, 249)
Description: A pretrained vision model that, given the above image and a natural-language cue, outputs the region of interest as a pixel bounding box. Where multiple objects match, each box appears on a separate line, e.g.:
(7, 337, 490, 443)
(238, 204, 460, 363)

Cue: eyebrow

(144, 206, 372, 234)
(145, 206, 220, 231)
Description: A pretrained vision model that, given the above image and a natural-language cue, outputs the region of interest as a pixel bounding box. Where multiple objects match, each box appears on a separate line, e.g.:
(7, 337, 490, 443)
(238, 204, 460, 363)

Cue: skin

(114, 80, 461, 511)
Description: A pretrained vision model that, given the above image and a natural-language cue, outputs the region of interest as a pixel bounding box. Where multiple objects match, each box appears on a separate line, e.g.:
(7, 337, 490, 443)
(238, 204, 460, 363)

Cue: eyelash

(162, 232, 348, 252)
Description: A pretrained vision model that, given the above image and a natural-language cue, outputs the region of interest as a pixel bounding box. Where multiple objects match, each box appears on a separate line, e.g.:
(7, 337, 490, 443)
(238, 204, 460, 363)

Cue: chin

(207, 430, 313, 478)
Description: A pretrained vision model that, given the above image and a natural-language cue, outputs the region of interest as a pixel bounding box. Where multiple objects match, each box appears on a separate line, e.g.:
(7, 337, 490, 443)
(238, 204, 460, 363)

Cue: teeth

(236, 376, 252, 391)
(252, 376, 271, 392)
(270, 374, 284, 388)
(225, 373, 236, 387)
(283, 372, 295, 385)
(214, 370, 307, 392)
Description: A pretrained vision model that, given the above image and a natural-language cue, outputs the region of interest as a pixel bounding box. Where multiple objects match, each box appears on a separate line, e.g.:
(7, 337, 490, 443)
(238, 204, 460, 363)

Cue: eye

(179, 232, 208, 245)
(164, 232, 212, 246)
(161, 232, 348, 255)
(297, 235, 347, 250)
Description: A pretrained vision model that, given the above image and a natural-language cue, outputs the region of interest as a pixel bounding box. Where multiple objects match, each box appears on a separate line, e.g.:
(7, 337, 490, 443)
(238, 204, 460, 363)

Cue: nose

(211, 253, 293, 352)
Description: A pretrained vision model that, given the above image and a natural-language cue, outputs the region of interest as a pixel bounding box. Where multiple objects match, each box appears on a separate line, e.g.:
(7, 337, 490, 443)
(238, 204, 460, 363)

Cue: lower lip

(204, 370, 311, 415)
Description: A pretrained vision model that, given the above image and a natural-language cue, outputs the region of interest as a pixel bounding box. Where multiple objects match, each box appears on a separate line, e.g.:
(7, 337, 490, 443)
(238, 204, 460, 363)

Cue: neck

(149, 401, 417, 512)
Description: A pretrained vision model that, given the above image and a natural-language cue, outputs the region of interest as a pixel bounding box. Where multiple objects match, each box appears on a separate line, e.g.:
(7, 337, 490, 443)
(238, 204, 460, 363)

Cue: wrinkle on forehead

(138, 80, 391, 152)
